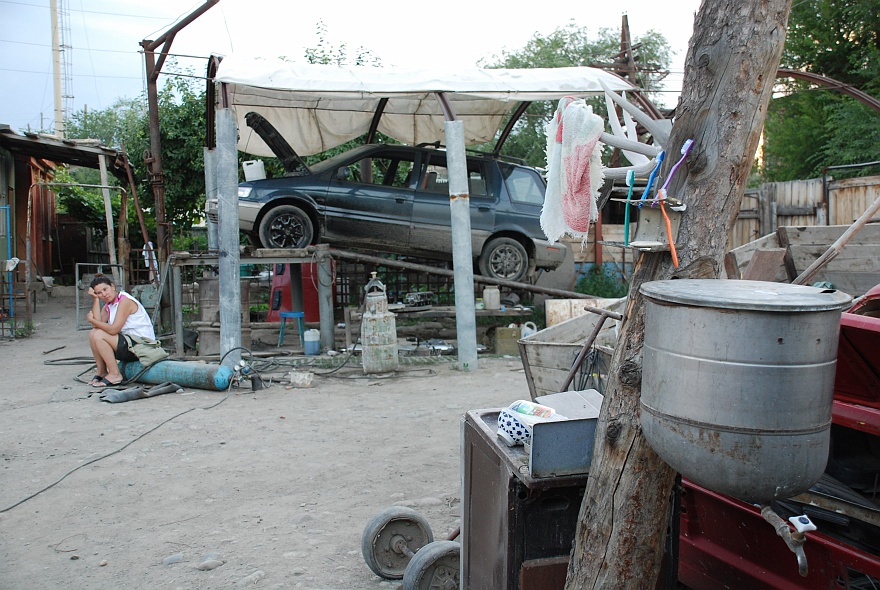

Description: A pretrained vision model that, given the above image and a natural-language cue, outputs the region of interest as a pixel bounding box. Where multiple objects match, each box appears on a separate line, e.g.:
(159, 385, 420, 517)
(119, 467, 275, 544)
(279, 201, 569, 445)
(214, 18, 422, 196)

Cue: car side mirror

(336, 167, 351, 180)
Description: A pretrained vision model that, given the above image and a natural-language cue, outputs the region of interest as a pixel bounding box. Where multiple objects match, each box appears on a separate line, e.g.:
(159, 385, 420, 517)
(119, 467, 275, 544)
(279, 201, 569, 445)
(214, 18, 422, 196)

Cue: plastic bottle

(520, 322, 538, 338)
(304, 329, 321, 355)
(483, 286, 501, 310)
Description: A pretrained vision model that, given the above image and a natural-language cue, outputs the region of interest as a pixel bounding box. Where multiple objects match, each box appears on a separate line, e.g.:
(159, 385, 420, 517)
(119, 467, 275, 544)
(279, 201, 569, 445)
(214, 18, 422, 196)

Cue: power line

(0, 66, 143, 80)
(0, 38, 140, 55)
(0, 0, 170, 20)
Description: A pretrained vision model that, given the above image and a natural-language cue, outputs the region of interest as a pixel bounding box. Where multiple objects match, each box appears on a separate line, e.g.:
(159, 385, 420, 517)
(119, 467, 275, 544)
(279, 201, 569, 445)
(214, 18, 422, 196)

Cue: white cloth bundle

(541, 97, 605, 245)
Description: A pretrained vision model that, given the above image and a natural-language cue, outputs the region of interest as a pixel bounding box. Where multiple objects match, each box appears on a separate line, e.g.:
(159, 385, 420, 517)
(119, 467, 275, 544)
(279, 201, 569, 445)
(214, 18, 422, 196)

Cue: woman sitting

(86, 275, 156, 387)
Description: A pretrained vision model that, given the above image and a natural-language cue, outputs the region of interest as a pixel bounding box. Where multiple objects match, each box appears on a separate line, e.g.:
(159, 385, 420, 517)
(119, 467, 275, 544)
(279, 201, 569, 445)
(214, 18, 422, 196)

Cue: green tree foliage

(302, 20, 381, 67)
(53, 167, 120, 244)
(478, 22, 672, 167)
(761, 0, 880, 181)
(64, 64, 207, 240)
(128, 74, 207, 230)
(65, 96, 145, 150)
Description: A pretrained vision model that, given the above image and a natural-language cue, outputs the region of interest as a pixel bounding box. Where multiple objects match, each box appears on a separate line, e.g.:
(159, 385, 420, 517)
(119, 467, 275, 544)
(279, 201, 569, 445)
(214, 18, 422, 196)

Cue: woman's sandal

(92, 376, 123, 388)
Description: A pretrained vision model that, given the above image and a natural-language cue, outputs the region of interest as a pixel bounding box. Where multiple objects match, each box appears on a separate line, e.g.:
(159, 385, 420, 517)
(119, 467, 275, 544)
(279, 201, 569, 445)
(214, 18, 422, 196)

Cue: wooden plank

(781, 225, 844, 244)
(741, 248, 787, 281)
(545, 300, 573, 326)
(545, 298, 623, 327)
(775, 227, 799, 281)
(727, 231, 778, 257)
(783, 224, 880, 245)
(519, 556, 569, 590)
(528, 366, 578, 397)
(776, 205, 816, 216)
(724, 251, 740, 279)
(726, 232, 780, 278)
(789, 244, 880, 270)
(521, 343, 581, 373)
(526, 313, 604, 344)
(829, 176, 880, 191)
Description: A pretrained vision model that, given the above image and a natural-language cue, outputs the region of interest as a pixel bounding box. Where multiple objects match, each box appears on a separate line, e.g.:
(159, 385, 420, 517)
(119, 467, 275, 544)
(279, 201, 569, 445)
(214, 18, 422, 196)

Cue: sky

(0, 0, 702, 136)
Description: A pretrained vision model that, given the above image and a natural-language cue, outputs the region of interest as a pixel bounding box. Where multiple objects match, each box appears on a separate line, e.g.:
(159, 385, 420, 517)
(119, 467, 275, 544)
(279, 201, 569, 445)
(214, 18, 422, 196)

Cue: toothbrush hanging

(652, 139, 694, 268)
(655, 139, 694, 205)
(638, 151, 665, 208)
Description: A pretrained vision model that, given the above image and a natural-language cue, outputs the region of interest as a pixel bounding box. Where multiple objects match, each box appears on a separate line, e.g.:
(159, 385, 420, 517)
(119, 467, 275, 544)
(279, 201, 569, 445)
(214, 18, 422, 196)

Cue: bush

(574, 265, 629, 298)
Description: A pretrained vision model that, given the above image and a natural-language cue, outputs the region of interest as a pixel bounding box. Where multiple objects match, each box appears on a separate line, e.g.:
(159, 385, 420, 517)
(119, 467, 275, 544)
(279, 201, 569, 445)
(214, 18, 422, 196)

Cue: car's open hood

(214, 58, 636, 158)
(244, 111, 310, 175)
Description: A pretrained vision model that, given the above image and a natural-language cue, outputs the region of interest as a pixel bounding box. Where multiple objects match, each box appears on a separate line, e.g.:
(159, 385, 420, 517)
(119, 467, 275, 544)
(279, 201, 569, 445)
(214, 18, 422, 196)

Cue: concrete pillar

(216, 108, 242, 367)
(445, 121, 478, 371)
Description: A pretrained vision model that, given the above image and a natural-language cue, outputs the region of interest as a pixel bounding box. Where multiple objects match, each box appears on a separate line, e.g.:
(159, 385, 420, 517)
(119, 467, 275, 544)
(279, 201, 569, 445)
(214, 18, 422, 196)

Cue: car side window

(501, 164, 544, 205)
(419, 155, 489, 198)
(341, 154, 416, 188)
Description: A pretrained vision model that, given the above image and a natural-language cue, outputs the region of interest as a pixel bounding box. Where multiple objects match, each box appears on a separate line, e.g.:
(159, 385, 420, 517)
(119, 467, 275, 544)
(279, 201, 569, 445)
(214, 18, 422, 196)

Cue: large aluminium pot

(639, 279, 851, 502)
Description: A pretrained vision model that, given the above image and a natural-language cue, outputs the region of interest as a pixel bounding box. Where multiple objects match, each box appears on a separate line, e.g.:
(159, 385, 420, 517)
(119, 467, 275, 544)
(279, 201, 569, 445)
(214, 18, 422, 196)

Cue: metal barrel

(639, 279, 851, 502)
(120, 359, 234, 391)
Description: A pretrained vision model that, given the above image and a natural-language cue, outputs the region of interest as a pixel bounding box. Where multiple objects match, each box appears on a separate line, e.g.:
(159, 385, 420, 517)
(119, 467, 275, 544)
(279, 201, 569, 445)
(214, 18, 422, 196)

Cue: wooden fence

(730, 174, 880, 250)
(574, 173, 880, 272)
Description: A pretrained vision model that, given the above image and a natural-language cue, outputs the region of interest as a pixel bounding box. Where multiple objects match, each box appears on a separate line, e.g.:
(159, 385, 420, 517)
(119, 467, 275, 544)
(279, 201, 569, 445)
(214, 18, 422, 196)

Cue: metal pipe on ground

(120, 360, 234, 391)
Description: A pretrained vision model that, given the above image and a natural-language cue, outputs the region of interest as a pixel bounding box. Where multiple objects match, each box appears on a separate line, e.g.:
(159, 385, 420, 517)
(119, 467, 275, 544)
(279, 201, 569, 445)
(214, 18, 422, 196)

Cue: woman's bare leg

(89, 330, 123, 384)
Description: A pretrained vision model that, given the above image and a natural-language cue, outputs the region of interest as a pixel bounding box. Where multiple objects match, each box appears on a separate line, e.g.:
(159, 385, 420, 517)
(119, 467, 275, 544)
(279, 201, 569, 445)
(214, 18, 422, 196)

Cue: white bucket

(242, 160, 266, 181)
(483, 286, 501, 310)
(304, 329, 320, 355)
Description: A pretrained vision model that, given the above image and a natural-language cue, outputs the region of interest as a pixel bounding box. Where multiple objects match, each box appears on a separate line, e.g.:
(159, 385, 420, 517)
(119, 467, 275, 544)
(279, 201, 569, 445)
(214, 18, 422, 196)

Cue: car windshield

(308, 149, 361, 175)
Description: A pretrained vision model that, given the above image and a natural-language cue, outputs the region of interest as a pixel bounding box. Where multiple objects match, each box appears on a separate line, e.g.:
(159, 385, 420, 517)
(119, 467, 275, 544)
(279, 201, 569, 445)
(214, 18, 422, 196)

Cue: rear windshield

(500, 164, 544, 205)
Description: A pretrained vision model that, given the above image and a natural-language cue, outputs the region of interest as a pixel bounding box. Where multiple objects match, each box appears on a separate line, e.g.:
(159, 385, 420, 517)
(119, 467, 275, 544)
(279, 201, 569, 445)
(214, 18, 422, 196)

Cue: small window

(419, 155, 488, 197)
(344, 153, 416, 188)
(502, 165, 544, 205)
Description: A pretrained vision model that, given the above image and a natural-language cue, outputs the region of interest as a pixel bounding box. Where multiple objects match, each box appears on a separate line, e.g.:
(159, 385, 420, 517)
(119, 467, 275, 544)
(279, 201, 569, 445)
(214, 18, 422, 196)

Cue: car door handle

(396, 197, 407, 203)
(478, 206, 491, 211)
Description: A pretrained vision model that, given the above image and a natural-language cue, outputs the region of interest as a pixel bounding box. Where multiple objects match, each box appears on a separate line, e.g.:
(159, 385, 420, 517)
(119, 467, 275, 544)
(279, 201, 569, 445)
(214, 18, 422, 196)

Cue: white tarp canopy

(213, 56, 636, 157)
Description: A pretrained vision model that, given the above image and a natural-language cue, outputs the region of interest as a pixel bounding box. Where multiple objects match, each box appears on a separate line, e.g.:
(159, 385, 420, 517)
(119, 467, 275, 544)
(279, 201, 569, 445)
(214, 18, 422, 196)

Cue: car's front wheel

(478, 237, 530, 282)
(258, 204, 314, 249)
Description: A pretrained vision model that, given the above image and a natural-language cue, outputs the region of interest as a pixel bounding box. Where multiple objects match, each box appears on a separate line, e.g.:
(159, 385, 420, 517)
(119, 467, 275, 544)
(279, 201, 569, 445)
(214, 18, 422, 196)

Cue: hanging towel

(542, 97, 605, 245)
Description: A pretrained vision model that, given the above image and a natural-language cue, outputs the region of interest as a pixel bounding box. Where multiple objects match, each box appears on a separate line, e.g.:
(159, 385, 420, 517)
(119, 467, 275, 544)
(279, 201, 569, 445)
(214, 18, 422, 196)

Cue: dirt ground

(0, 292, 531, 589)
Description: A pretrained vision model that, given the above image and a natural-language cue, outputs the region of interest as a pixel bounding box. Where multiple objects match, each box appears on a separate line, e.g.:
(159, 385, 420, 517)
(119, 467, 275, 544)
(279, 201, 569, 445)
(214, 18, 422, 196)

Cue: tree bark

(564, 1, 793, 588)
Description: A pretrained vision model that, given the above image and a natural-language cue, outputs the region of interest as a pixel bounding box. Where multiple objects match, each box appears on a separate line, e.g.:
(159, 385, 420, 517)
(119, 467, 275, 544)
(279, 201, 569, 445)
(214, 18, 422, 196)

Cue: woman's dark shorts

(115, 334, 139, 362)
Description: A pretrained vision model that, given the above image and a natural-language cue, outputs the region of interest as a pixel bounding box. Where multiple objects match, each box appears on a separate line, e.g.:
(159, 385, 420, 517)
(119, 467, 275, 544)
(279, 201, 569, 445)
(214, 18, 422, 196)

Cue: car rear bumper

(533, 239, 568, 270)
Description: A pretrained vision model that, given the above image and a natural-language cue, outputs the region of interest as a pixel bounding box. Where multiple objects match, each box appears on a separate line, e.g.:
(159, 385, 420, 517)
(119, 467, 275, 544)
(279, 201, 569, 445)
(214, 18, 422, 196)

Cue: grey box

(528, 389, 603, 478)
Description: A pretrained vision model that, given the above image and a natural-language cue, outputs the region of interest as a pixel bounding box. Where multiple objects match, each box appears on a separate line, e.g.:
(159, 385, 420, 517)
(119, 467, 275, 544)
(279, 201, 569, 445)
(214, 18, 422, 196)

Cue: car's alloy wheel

(479, 237, 529, 282)
(258, 204, 314, 249)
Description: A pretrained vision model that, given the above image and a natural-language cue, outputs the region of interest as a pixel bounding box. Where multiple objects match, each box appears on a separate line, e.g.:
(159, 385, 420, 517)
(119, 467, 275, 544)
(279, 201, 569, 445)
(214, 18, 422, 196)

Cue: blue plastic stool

(278, 311, 305, 347)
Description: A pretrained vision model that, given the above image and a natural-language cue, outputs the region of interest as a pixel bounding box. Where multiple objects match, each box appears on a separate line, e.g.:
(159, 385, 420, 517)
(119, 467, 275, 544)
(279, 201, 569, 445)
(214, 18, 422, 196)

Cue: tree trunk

(564, 1, 793, 588)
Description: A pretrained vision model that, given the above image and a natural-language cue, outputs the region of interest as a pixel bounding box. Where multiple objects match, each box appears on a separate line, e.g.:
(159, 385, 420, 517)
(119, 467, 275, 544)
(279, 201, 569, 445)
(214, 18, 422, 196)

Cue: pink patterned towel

(542, 97, 605, 245)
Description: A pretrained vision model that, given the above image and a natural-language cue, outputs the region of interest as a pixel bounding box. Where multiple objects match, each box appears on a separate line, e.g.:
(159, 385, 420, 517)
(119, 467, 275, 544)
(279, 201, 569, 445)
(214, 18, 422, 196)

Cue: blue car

(238, 138, 566, 283)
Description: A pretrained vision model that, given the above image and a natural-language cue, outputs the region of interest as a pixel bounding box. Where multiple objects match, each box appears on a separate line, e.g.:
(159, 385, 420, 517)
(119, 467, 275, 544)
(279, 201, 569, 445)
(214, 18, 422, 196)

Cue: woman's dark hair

(89, 275, 114, 289)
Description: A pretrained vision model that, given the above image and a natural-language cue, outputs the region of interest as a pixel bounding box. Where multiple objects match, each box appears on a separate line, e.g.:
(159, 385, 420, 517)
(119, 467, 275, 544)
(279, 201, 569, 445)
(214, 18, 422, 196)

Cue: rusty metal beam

(493, 101, 531, 156)
(365, 98, 389, 144)
(139, 0, 220, 269)
(777, 68, 880, 114)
